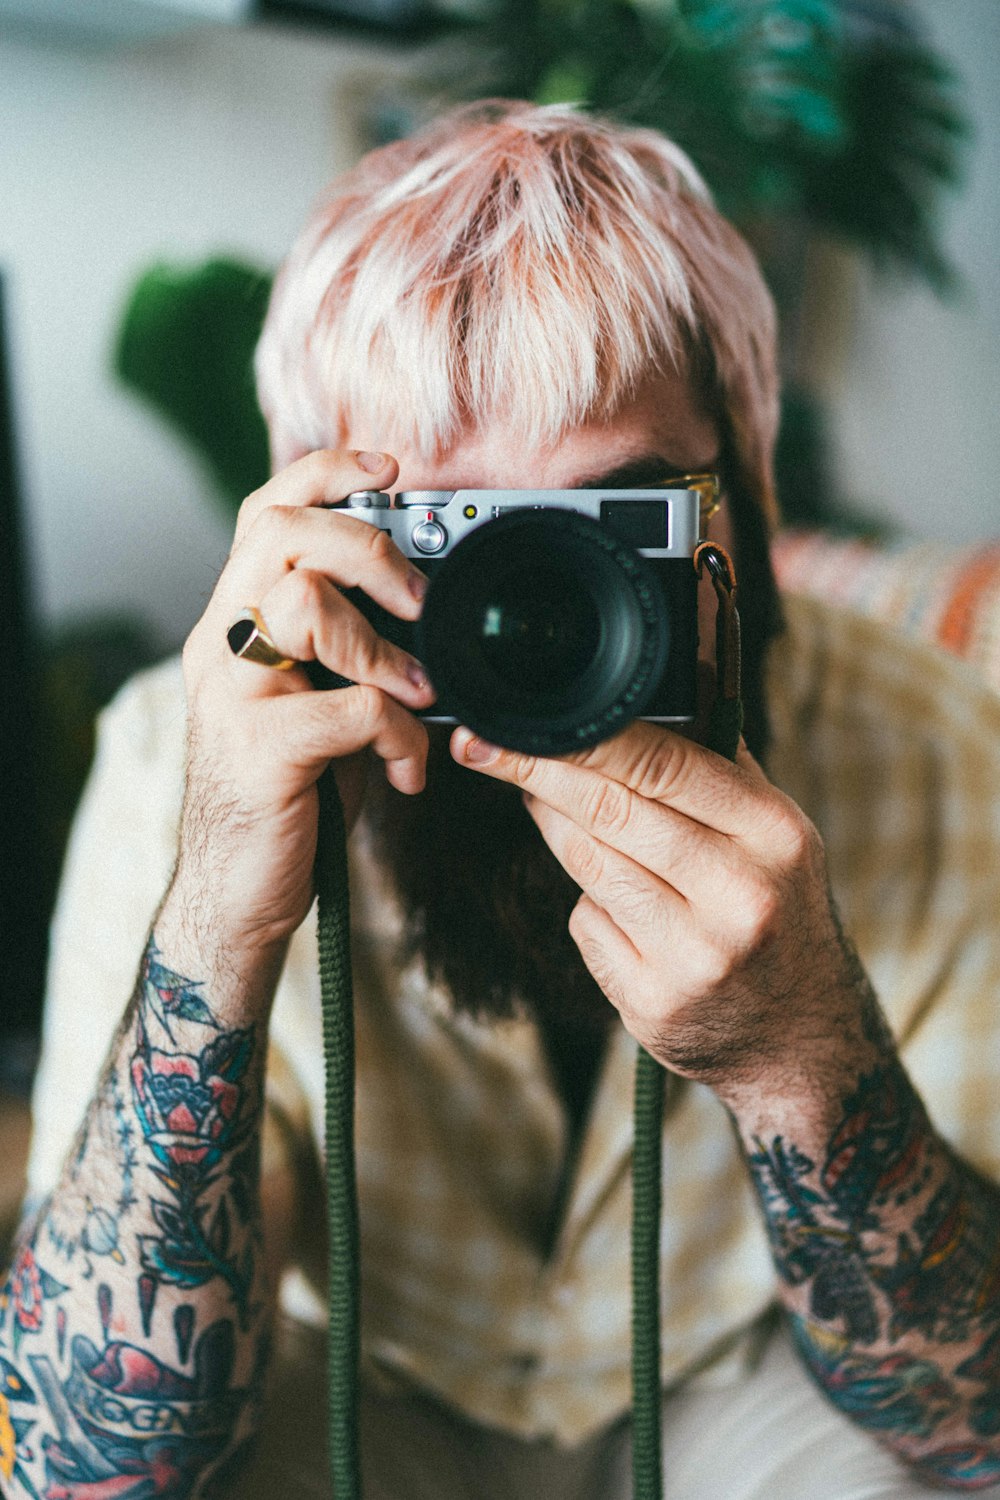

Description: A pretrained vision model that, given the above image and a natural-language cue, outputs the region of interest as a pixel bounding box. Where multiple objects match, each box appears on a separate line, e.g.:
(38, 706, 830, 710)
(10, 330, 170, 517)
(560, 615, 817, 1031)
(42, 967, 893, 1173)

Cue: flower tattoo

(129, 1004, 258, 1330)
(130, 1021, 251, 1174)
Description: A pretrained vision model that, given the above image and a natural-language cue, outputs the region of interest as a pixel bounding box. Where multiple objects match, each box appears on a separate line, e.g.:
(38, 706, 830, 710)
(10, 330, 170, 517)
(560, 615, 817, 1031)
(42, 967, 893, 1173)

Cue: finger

(234, 449, 399, 541)
(451, 726, 738, 901)
(525, 793, 689, 947)
(246, 569, 433, 711)
(262, 683, 430, 795)
(528, 754, 735, 903)
(570, 721, 774, 830)
(452, 722, 791, 855)
(222, 504, 428, 628)
(566, 895, 643, 1017)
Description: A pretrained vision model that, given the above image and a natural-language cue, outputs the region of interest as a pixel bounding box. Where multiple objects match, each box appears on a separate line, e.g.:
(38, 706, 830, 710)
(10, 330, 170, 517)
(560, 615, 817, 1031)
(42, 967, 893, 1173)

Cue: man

(4, 101, 1000, 1499)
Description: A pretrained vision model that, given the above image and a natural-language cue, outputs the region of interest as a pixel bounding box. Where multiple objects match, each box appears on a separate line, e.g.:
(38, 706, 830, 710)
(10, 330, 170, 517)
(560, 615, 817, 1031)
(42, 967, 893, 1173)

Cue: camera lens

(418, 509, 671, 755)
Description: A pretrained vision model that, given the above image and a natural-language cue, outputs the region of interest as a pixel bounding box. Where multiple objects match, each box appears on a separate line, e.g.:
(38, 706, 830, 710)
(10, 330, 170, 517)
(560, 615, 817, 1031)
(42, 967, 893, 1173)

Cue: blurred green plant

(115, 258, 273, 511)
(113, 0, 967, 525)
(466, 0, 966, 288)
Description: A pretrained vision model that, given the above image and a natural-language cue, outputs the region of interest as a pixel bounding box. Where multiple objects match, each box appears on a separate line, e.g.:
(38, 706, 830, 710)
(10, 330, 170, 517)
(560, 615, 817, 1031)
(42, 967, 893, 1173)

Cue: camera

(318, 484, 704, 756)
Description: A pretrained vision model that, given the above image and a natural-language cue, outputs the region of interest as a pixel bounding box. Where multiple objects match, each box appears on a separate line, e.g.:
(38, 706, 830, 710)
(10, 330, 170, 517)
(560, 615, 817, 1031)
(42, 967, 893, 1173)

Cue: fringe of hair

(255, 100, 780, 525)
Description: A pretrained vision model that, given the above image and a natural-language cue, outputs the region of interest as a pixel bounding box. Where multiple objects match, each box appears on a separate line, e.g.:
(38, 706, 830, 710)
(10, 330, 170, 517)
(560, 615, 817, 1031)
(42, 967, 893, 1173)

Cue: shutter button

(412, 515, 448, 554)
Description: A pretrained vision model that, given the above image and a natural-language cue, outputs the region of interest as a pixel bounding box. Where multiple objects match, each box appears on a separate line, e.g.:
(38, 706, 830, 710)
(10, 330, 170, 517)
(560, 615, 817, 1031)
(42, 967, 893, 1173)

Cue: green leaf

(39, 1269, 69, 1299)
(536, 59, 594, 104)
(170, 991, 218, 1028)
(150, 1199, 189, 1244)
(114, 258, 273, 520)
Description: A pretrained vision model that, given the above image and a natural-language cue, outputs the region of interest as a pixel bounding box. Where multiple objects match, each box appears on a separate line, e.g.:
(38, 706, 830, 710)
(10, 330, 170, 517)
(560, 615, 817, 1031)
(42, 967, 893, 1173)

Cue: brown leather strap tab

(694, 541, 741, 704)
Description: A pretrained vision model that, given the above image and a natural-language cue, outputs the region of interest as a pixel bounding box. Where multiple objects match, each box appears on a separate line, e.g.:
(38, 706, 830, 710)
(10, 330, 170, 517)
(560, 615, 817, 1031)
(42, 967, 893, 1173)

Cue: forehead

(393, 366, 718, 491)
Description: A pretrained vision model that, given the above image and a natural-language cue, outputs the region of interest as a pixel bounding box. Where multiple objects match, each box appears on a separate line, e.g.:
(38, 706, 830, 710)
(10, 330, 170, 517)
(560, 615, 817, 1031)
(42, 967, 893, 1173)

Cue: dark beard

(362, 728, 615, 1040)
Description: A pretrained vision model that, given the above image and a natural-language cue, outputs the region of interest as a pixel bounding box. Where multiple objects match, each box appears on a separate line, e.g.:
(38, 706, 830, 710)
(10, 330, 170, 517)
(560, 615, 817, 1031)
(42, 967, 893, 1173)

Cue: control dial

(344, 489, 390, 508)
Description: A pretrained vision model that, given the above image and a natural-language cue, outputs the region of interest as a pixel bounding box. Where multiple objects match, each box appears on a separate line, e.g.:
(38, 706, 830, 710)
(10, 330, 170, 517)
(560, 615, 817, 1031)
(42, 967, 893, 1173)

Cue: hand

(450, 721, 868, 1100)
(174, 449, 435, 960)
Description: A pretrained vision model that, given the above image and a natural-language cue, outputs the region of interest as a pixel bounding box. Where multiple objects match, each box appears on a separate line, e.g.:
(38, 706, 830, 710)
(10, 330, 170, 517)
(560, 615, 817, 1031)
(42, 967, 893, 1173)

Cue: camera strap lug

(694, 540, 740, 704)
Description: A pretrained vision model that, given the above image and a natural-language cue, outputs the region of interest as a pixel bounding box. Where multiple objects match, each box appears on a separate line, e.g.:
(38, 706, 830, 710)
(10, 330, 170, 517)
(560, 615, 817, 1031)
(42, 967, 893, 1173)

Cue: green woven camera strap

(630, 542, 742, 1500)
(314, 542, 741, 1500)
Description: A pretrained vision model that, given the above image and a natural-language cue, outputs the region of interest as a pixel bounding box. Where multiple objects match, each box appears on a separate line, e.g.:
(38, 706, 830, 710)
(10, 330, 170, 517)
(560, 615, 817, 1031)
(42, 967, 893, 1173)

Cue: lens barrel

(418, 509, 671, 755)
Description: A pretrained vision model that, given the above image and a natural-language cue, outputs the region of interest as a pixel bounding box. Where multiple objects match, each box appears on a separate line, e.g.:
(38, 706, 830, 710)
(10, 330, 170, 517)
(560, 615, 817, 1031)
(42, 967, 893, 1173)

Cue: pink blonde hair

(255, 100, 781, 523)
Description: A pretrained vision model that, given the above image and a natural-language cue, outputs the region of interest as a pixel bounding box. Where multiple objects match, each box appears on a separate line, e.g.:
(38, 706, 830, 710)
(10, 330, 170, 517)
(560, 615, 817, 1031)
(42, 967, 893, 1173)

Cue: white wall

(0, 19, 422, 649)
(825, 0, 1000, 543)
(2, 5, 998, 657)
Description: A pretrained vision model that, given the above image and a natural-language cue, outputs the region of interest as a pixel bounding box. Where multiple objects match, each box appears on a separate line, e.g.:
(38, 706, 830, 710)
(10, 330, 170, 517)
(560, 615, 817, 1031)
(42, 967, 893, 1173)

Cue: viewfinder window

(599, 501, 669, 548)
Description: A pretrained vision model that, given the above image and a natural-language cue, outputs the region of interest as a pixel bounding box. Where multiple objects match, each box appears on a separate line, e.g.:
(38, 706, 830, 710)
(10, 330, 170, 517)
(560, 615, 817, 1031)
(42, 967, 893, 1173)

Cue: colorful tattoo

(29, 1317, 247, 1500)
(789, 1318, 959, 1437)
(875, 1174, 1000, 1344)
(0, 1240, 69, 1361)
(820, 1059, 931, 1222)
(47, 1071, 139, 1273)
(130, 1007, 258, 1331)
(747, 1048, 1000, 1484)
(748, 1137, 879, 1342)
(956, 1327, 1000, 1439)
(911, 1447, 1000, 1489)
(0, 1356, 40, 1497)
(140, 940, 220, 1041)
(0, 934, 269, 1498)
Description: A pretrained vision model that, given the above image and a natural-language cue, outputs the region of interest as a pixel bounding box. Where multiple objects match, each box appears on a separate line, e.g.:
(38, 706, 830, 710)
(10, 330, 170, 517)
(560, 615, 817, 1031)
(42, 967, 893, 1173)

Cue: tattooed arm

(0, 930, 279, 1500)
(732, 983, 1000, 1492)
(452, 719, 1000, 1490)
(0, 450, 435, 1498)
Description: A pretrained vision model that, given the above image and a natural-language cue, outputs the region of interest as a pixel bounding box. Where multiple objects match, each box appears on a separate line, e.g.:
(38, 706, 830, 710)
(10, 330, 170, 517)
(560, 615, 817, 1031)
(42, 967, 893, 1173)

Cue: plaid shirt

(27, 594, 1000, 1443)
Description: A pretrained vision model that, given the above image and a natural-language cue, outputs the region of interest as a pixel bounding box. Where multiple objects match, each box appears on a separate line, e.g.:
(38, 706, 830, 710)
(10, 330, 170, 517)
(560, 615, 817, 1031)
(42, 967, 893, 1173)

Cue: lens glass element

(478, 565, 602, 692)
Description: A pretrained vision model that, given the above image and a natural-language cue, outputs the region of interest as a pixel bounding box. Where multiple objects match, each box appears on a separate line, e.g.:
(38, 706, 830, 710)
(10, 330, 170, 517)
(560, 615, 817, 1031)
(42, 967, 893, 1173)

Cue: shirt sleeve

(25, 661, 189, 1202)
(767, 595, 1000, 1183)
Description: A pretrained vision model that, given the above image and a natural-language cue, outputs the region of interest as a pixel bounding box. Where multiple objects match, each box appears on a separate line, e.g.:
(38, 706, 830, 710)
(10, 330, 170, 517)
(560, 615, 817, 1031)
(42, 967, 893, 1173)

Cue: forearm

(725, 991, 1000, 1491)
(0, 914, 284, 1500)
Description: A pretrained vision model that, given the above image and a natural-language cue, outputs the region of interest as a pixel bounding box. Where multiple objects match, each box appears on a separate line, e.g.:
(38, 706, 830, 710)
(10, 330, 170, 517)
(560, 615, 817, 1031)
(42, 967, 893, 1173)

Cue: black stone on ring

(226, 608, 297, 670)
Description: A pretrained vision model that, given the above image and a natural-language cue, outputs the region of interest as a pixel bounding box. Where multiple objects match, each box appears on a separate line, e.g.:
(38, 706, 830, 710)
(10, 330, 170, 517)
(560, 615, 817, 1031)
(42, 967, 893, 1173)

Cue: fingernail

(409, 568, 429, 602)
(462, 735, 499, 765)
(406, 660, 430, 691)
(356, 450, 387, 473)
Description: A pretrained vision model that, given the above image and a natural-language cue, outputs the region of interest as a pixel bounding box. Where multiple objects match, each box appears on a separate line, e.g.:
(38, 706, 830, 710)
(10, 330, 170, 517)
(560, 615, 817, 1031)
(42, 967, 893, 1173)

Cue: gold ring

(226, 608, 297, 670)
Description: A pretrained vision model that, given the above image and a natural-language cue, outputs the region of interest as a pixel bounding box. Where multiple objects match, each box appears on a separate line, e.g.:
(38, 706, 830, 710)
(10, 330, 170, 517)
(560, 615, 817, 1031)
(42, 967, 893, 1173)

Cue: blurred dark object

(0, 272, 50, 1061)
(774, 383, 889, 536)
(0, 0, 446, 47)
(3, 613, 161, 1083)
(114, 258, 273, 520)
(259, 0, 442, 35)
(774, 383, 835, 531)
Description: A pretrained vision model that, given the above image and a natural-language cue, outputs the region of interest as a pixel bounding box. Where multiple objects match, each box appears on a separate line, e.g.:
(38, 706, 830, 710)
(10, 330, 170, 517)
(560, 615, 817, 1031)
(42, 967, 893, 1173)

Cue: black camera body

(325, 485, 702, 755)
